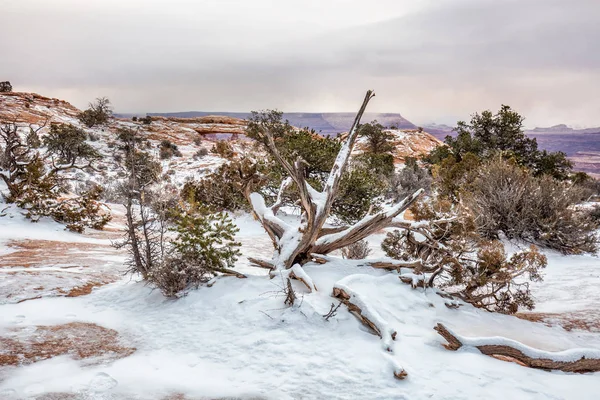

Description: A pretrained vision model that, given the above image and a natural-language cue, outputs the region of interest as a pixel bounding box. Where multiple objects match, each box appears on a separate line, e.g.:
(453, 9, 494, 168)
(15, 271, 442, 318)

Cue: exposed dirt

(66, 281, 107, 297)
(0, 238, 123, 304)
(0, 239, 115, 268)
(516, 310, 600, 333)
(0, 322, 135, 367)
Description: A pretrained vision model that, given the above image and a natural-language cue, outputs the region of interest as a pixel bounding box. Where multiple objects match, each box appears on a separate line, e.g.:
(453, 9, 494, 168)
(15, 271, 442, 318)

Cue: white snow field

(0, 214, 599, 400)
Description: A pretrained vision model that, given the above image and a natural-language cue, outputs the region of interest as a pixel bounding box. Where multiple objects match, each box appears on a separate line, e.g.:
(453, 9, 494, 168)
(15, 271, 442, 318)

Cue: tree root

(434, 323, 600, 373)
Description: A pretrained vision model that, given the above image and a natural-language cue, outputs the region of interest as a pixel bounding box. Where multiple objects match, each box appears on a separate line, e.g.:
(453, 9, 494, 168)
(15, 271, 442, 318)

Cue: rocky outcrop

(0, 92, 81, 126)
(347, 128, 443, 164)
(0, 92, 248, 146)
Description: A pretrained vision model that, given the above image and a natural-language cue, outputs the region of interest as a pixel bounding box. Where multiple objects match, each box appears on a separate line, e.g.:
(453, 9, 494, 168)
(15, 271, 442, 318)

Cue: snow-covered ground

(0, 213, 599, 399)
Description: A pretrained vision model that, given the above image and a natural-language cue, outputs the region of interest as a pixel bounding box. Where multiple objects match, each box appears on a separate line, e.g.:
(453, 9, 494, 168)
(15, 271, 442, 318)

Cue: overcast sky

(2, 0, 599, 127)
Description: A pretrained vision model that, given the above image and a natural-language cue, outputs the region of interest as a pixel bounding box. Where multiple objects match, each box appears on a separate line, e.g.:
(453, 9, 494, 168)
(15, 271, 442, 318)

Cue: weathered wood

(311, 189, 424, 255)
(219, 268, 247, 279)
(247, 257, 275, 270)
(289, 270, 317, 292)
(393, 370, 408, 380)
(333, 287, 397, 341)
(368, 260, 422, 271)
(434, 323, 600, 373)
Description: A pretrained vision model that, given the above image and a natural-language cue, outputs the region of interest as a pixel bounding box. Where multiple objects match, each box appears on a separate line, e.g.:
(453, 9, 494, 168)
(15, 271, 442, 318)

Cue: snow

(1, 212, 600, 399)
(0, 203, 110, 246)
(530, 251, 600, 314)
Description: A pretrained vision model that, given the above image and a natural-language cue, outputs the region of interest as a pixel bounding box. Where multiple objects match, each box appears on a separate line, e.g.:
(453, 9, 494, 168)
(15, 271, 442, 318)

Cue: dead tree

(434, 323, 600, 373)
(245, 91, 425, 290)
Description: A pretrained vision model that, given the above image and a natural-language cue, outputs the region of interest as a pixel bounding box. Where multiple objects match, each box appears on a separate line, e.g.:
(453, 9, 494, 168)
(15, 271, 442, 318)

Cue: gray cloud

(1, 0, 598, 127)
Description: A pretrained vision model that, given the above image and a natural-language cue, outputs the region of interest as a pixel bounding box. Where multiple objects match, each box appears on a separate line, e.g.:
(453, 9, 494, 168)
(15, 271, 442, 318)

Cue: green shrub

(425, 105, 572, 181)
(211, 140, 234, 159)
(181, 159, 255, 212)
(43, 124, 99, 165)
(150, 205, 241, 297)
(77, 97, 112, 128)
(0, 81, 12, 92)
(193, 148, 209, 159)
(159, 140, 182, 159)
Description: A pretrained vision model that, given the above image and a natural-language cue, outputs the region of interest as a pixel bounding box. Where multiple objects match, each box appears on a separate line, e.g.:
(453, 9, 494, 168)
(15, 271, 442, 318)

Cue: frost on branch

(243, 90, 425, 283)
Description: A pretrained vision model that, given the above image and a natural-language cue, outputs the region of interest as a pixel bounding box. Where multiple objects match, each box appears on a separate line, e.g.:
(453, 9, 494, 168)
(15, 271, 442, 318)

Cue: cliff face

(527, 124, 600, 135)
(0, 92, 81, 126)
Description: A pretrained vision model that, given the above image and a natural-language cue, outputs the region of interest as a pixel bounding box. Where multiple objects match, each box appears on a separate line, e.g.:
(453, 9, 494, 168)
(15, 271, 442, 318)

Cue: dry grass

(0, 322, 135, 367)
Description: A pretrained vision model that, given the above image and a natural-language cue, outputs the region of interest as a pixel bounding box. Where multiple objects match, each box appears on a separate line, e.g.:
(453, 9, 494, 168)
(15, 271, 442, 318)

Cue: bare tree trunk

(124, 196, 146, 278)
(245, 91, 426, 291)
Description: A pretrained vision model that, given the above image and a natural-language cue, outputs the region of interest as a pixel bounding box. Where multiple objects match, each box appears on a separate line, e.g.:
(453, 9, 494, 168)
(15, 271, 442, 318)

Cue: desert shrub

(382, 198, 547, 313)
(149, 205, 241, 297)
(13, 158, 110, 231)
(341, 240, 371, 259)
(116, 142, 241, 297)
(193, 136, 203, 146)
(181, 158, 256, 212)
(43, 124, 99, 165)
(78, 97, 112, 128)
(356, 121, 395, 177)
(193, 148, 209, 160)
(462, 157, 598, 254)
(0, 121, 109, 231)
(159, 140, 182, 159)
(50, 186, 111, 232)
(126, 148, 162, 187)
(572, 172, 600, 201)
(159, 147, 173, 159)
(359, 121, 394, 154)
(132, 116, 138, 122)
(425, 105, 573, 181)
(431, 152, 481, 201)
(115, 128, 162, 187)
(387, 157, 432, 202)
(211, 140, 234, 159)
(140, 116, 152, 125)
(588, 206, 600, 223)
(0, 81, 12, 92)
(25, 127, 41, 148)
(88, 132, 100, 142)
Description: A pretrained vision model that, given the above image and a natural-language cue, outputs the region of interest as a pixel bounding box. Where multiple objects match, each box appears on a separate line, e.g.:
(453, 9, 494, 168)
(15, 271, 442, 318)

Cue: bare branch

(313, 189, 424, 254)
